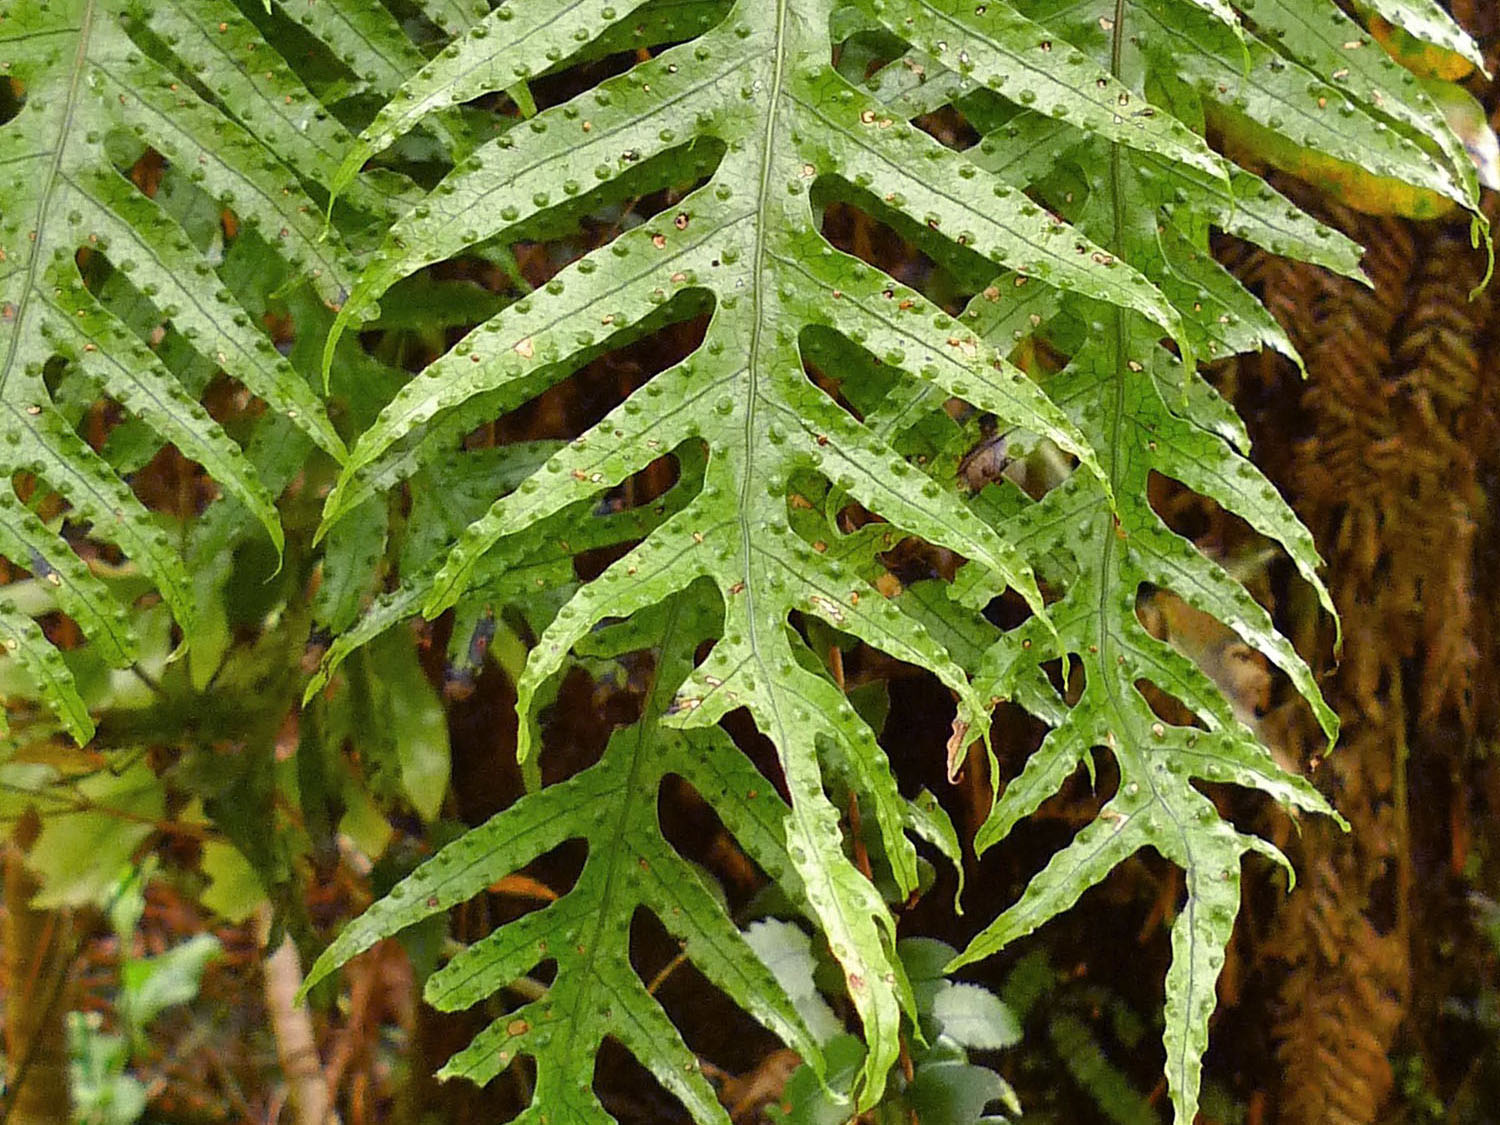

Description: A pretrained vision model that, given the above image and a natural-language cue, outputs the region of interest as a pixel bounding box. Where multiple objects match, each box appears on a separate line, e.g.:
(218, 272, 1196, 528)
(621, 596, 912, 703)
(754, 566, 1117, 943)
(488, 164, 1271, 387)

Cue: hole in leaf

(498, 135, 725, 266)
(1135, 587, 1273, 731)
(718, 708, 791, 806)
(0, 71, 24, 127)
(519, 0, 735, 115)
(831, 21, 908, 80)
(485, 299, 710, 447)
(353, 289, 712, 529)
(913, 105, 982, 153)
(630, 907, 779, 1076)
(657, 772, 767, 906)
(481, 290, 712, 445)
(817, 192, 975, 308)
(594, 1033, 695, 1124)
(363, 136, 722, 373)
(799, 325, 881, 423)
(536, 665, 631, 784)
(821, 195, 939, 290)
(974, 746, 1120, 907)
(484, 839, 586, 937)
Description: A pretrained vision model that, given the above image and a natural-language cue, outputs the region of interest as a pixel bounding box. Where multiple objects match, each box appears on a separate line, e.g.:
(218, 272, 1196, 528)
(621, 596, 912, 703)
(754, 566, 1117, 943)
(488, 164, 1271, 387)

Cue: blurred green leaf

(931, 983, 1022, 1052)
(120, 933, 221, 1037)
(199, 840, 267, 924)
(26, 763, 163, 910)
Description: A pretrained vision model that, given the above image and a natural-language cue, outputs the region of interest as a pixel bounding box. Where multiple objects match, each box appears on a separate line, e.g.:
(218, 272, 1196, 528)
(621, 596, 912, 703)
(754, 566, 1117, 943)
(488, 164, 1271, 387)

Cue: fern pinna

(1, 0, 1486, 1121)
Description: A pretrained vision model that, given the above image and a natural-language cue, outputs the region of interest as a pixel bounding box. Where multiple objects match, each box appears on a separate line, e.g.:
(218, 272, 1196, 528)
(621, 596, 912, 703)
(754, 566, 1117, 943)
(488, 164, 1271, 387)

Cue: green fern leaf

(1242, 0, 1479, 201)
(134, 0, 420, 222)
(947, 323, 1343, 1120)
(569, 0, 733, 68)
(417, 0, 489, 35)
(327, 0, 626, 196)
(936, 2, 1434, 1118)
(315, 0, 1236, 1099)
(0, 603, 94, 743)
(304, 437, 701, 707)
(1049, 1012, 1161, 1125)
(303, 588, 822, 1125)
(0, 0, 377, 734)
(854, 20, 1384, 282)
(285, 0, 431, 99)
(1129, 0, 1478, 210)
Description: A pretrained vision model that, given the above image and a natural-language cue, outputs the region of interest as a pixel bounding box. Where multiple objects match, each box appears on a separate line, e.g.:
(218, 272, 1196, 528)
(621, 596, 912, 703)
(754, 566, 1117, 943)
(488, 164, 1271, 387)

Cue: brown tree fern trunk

(1228, 186, 1500, 1121)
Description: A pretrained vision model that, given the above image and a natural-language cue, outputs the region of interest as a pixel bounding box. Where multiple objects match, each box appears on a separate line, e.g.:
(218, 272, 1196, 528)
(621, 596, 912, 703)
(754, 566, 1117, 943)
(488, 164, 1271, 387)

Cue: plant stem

(258, 905, 341, 1125)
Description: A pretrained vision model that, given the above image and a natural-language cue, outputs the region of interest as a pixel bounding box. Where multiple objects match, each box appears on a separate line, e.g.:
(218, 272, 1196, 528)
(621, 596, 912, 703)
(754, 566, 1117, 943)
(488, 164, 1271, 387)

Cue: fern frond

(0, 0, 394, 734)
(1355, 0, 1487, 75)
(304, 587, 822, 1125)
(285, 0, 431, 98)
(946, 320, 1343, 1121)
(0, 602, 94, 742)
(306, 436, 697, 700)
(134, 0, 421, 222)
(933, 0, 1487, 1119)
(1238, 0, 1477, 201)
(327, 0, 627, 195)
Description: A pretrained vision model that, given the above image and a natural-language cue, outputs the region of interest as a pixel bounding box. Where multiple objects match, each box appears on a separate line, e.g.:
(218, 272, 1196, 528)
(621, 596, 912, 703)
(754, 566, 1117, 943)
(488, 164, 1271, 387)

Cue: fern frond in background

(0, 0, 378, 740)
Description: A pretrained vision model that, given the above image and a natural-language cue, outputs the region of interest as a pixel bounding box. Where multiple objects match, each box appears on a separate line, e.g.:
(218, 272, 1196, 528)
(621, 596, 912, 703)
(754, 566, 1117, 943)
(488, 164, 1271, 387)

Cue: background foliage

(2, 1, 1500, 1124)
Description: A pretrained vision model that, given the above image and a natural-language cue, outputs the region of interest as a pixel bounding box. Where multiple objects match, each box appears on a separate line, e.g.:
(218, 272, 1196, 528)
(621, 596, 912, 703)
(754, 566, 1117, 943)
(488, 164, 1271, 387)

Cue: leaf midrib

(560, 594, 685, 1066)
(1100, 7, 1204, 1105)
(738, 0, 791, 672)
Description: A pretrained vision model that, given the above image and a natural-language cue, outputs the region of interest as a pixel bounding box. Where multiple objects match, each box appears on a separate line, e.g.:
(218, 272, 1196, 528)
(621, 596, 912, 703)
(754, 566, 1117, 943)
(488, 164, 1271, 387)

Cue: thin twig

(646, 948, 689, 996)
